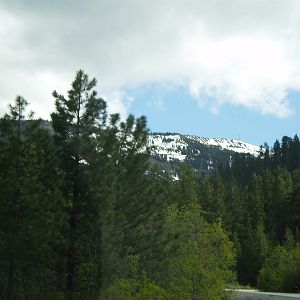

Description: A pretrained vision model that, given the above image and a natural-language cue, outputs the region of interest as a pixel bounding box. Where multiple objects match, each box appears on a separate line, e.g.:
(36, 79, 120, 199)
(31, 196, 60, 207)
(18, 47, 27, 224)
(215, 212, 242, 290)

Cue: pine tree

(272, 139, 281, 168)
(262, 143, 271, 169)
(161, 203, 236, 299)
(212, 171, 226, 222)
(51, 70, 156, 296)
(246, 173, 265, 229)
(199, 173, 225, 223)
(51, 70, 107, 296)
(290, 168, 300, 234)
(175, 164, 199, 207)
(0, 97, 64, 299)
(237, 173, 267, 285)
(90, 113, 156, 286)
(281, 136, 292, 170)
(223, 177, 245, 237)
(272, 168, 292, 242)
(290, 135, 300, 170)
(0, 96, 29, 300)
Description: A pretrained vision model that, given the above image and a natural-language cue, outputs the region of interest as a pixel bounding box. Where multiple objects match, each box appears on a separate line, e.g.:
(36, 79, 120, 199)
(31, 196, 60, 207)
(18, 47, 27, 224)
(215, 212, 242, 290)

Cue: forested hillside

(0, 71, 299, 299)
(148, 133, 260, 177)
(217, 135, 300, 290)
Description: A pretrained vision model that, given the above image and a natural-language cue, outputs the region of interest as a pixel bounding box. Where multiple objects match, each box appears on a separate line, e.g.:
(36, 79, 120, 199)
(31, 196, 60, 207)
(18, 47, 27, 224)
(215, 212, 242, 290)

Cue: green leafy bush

(258, 244, 300, 292)
(100, 277, 169, 300)
(160, 203, 236, 300)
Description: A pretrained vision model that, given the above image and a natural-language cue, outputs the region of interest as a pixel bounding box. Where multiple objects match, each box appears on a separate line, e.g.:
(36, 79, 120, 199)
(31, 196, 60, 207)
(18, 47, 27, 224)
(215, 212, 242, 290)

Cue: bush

(258, 244, 300, 292)
(100, 277, 169, 300)
(160, 203, 236, 300)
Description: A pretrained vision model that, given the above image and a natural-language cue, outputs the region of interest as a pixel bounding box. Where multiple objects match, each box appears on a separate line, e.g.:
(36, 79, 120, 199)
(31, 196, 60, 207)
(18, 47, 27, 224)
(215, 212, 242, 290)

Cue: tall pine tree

(51, 70, 107, 296)
(0, 97, 64, 299)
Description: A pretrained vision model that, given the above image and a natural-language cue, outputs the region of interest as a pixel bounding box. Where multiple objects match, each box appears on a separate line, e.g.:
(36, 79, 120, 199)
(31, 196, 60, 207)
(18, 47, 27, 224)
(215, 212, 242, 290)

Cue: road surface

(225, 289, 300, 299)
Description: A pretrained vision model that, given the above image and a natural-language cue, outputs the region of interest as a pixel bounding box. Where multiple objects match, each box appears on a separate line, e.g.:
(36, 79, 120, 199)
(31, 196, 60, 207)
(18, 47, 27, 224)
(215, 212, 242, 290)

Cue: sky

(0, 0, 300, 146)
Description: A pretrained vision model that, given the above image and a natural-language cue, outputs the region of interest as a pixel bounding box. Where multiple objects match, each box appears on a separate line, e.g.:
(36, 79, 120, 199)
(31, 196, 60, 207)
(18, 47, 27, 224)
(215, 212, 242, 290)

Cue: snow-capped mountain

(149, 133, 260, 161)
(148, 133, 261, 174)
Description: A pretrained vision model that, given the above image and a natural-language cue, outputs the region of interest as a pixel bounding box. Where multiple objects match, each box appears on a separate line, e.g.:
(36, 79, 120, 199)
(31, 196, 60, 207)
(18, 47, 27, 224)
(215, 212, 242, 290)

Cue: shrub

(258, 244, 300, 292)
(100, 277, 169, 300)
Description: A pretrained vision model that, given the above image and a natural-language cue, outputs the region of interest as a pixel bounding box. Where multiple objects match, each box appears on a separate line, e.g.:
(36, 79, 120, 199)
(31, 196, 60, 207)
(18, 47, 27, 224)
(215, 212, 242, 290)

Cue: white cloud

(103, 91, 134, 119)
(0, 0, 300, 118)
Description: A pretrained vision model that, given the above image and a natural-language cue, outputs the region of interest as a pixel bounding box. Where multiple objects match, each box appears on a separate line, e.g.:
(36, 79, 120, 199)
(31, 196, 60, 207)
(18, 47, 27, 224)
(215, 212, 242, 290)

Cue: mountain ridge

(148, 132, 262, 175)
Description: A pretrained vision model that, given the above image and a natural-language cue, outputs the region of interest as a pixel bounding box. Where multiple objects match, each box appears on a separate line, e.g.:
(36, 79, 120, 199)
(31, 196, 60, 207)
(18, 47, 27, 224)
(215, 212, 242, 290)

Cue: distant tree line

(215, 135, 300, 290)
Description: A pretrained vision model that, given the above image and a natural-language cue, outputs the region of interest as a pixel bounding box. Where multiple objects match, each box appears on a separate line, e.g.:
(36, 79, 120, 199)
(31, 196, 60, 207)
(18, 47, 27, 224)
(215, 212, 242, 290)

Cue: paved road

(225, 289, 300, 300)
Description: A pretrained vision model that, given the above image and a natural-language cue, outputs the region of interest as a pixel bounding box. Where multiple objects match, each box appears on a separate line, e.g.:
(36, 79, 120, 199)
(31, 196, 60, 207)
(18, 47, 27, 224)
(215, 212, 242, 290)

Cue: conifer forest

(0, 71, 300, 299)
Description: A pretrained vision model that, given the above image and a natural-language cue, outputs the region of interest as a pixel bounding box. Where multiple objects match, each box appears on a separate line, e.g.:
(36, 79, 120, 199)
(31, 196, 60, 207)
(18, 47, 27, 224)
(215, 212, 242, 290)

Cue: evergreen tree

(281, 136, 292, 170)
(246, 173, 264, 229)
(290, 168, 300, 234)
(290, 135, 300, 170)
(89, 113, 151, 285)
(271, 168, 292, 242)
(224, 177, 245, 235)
(212, 171, 226, 222)
(262, 143, 271, 169)
(175, 164, 199, 207)
(161, 203, 236, 299)
(0, 97, 64, 299)
(199, 174, 215, 223)
(237, 173, 267, 285)
(51, 70, 107, 296)
(272, 139, 281, 168)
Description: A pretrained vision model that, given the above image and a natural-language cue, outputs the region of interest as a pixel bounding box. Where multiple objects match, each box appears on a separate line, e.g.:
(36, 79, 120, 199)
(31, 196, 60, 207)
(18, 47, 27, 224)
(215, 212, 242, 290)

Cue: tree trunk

(66, 174, 79, 297)
(7, 254, 14, 300)
(66, 213, 76, 296)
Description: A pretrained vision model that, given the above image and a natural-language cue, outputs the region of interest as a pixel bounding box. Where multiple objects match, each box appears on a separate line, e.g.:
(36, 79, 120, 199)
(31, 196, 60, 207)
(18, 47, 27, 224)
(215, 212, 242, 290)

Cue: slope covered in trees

(0, 71, 236, 300)
(216, 136, 300, 290)
(0, 71, 299, 299)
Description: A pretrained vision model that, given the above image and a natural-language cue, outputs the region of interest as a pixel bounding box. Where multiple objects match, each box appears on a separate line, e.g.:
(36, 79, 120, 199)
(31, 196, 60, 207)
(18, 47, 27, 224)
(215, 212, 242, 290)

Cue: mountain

(30, 120, 261, 176)
(148, 133, 261, 176)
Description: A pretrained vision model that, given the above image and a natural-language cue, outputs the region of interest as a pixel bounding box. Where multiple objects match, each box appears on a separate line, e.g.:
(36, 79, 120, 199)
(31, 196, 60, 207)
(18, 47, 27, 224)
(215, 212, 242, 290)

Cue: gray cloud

(0, 0, 300, 118)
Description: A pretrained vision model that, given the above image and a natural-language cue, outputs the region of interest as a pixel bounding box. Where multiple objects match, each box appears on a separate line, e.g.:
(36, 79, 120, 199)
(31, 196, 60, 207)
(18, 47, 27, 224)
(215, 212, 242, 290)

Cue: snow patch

(148, 134, 187, 162)
(148, 133, 261, 160)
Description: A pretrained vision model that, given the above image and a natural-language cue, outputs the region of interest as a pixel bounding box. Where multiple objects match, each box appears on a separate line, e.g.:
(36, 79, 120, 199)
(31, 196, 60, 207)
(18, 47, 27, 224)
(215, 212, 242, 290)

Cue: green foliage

(290, 169, 300, 234)
(0, 97, 65, 299)
(51, 70, 109, 296)
(258, 244, 300, 292)
(161, 203, 236, 300)
(100, 254, 169, 300)
(51, 70, 153, 296)
(198, 175, 214, 222)
(246, 173, 264, 228)
(5, 70, 300, 298)
(100, 277, 169, 300)
(174, 164, 199, 207)
(101, 202, 236, 300)
(223, 177, 245, 236)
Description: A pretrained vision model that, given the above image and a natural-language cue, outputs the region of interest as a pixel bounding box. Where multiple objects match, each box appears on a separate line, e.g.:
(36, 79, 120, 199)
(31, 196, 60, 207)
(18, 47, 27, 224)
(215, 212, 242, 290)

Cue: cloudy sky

(1, 0, 300, 145)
